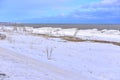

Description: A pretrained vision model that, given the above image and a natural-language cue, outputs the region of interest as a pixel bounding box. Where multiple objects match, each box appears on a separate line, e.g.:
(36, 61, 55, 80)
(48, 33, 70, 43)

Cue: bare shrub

(46, 47, 53, 60)
(0, 33, 6, 40)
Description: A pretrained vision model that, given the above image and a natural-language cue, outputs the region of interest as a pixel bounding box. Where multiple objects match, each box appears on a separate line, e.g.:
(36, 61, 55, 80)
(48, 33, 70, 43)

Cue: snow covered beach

(0, 26, 120, 80)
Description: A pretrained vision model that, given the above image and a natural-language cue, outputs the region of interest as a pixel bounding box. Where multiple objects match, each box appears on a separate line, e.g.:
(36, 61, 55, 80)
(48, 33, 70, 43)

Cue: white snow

(0, 26, 120, 80)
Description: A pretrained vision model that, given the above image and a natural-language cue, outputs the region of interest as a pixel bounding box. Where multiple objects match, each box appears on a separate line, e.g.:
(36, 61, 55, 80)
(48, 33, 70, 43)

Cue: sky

(0, 0, 120, 24)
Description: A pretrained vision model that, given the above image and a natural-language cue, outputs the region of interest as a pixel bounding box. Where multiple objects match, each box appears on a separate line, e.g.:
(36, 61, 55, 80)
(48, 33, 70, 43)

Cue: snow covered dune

(0, 26, 120, 80)
(1, 26, 120, 43)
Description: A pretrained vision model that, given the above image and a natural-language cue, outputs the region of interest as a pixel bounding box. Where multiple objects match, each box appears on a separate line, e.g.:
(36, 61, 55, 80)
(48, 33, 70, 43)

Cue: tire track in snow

(0, 47, 93, 80)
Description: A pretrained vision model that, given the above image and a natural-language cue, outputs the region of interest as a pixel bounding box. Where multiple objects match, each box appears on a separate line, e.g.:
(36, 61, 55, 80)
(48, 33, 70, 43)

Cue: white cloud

(67, 0, 120, 22)
(102, 0, 118, 4)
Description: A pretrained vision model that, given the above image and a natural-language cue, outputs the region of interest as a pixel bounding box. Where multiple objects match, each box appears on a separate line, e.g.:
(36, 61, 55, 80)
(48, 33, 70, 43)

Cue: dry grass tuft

(61, 36, 120, 46)
(0, 33, 6, 40)
(31, 33, 120, 46)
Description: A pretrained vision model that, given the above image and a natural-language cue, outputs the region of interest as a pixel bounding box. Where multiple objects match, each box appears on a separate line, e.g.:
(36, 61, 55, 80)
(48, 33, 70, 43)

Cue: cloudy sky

(0, 0, 120, 23)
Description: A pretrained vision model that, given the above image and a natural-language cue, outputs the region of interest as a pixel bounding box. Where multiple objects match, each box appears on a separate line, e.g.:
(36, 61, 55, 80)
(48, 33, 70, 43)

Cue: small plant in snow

(46, 47, 53, 60)
(0, 33, 6, 40)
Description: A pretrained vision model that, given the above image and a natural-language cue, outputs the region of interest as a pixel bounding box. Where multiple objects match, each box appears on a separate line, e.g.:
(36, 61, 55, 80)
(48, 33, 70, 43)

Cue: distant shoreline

(0, 22, 120, 30)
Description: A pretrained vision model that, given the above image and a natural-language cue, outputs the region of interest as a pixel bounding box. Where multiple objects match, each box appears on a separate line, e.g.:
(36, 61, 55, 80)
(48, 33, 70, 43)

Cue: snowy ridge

(0, 26, 120, 42)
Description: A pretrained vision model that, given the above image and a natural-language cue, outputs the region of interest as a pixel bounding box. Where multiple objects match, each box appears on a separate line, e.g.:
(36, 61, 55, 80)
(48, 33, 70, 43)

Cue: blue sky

(0, 0, 120, 23)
